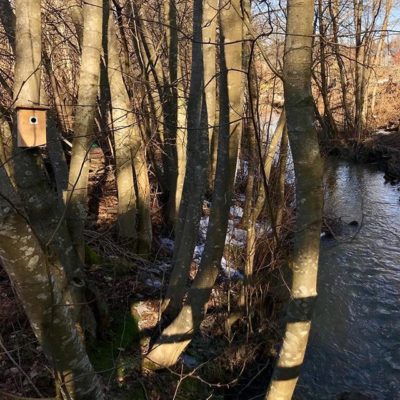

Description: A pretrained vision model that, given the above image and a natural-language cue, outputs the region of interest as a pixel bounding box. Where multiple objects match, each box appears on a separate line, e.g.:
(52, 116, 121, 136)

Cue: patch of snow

(225, 227, 247, 248)
(199, 216, 209, 241)
(160, 237, 174, 252)
(255, 222, 272, 237)
(181, 354, 199, 368)
(220, 257, 244, 280)
(193, 244, 205, 262)
(145, 278, 162, 288)
(158, 262, 171, 272)
(237, 193, 246, 203)
(230, 205, 244, 219)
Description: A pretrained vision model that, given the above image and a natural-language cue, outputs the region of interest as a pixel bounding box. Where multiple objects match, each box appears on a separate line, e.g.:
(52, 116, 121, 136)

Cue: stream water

(295, 159, 400, 399)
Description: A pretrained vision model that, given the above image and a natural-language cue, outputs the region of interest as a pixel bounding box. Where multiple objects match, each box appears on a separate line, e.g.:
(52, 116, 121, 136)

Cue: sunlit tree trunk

(0, 184, 104, 400)
(265, 0, 323, 397)
(353, 0, 366, 139)
(328, 0, 353, 132)
(370, 0, 393, 116)
(66, 0, 84, 46)
(108, 8, 137, 245)
(145, 0, 243, 369)
(241, 0, 258, 226)
(6, 1, 105, 398)
(66, 0, 103, 260)
(204, 0, 218, 188)
(317, 0, 337, 138)
(174, 56, 188, 230)
(275, 128, 289, 232)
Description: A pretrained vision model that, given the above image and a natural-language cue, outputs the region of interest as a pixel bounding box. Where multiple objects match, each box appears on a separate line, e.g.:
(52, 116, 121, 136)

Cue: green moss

(85, 244, 104, 265)
(176, 377, 210, 400)
(88, 310, 140, 380)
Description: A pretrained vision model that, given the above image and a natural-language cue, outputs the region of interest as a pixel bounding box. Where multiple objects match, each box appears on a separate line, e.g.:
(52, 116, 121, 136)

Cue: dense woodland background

(0, 0, 399, 399)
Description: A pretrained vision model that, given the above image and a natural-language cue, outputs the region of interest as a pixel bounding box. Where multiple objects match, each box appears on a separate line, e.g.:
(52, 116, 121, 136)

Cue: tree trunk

(0, 184, 104, 400)
(204, 0, 218, 189)
(161, 0, 209, 320)
(329, 0, 353, 132)
(66, 0, 103, 260)
(265, 0, 323, 397)
(145, 0, 244, 369)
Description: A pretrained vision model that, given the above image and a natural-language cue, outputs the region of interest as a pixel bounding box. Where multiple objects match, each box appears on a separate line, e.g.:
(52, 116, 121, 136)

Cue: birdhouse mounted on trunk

(16, 105, 49, 147)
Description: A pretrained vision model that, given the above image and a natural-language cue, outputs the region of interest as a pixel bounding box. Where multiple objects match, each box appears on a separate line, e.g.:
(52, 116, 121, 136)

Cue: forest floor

(0, 148, 289, 400)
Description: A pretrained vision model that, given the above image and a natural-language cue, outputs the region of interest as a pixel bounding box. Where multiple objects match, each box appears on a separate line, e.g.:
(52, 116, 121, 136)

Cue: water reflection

(295, 159, 400, 400)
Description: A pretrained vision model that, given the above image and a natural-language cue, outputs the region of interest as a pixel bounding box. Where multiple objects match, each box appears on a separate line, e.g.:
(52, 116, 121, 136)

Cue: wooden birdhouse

(16, 105, 49, 147)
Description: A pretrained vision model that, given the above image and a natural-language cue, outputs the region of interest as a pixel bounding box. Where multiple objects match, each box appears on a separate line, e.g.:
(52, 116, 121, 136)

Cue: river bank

(325, 130, 400, 183)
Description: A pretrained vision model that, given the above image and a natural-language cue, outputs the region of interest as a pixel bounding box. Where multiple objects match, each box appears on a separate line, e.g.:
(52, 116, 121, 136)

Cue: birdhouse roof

(15, 105, 50, 111)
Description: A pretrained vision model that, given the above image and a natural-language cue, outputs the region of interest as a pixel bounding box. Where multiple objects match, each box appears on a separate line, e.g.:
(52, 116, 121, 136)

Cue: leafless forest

(0, 0, 399, 399)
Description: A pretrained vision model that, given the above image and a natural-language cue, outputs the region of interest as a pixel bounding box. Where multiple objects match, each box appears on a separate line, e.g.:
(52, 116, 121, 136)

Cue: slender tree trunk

(161, 0, 209, 320)
(354, 0, 366, 139)
(265, 0, 323, 396)
(107, 4, 152, 254)
(275, 128, 289, 233)
(174, 57, 188, 229)
(329, 0, 353, 132)
(145, 0, 244, 369)
(66, 0, 84, 46)
(66, 0, 103, 260)
(245, 112, 285, 283)
(0, 0, 15, 51)
(204, 0, 218, 189)
(241, 0, 258, 226)
(164, 0, 179, 223)
(370, 0, 392, 116)
(107, 8, 137, 241)
(317, 0, 337, 138)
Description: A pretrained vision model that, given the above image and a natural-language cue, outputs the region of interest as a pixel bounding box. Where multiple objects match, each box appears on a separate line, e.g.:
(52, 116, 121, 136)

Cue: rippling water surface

(295, 160, 400, 400)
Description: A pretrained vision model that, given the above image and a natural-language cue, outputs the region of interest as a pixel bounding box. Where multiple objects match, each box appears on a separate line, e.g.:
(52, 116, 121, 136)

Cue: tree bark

(161, 0, 209, 320)
(144, 0, 244, 369)
(0, 184, 104, 400)
(66, 0, 103, 260)
(265, 0, 323, 397)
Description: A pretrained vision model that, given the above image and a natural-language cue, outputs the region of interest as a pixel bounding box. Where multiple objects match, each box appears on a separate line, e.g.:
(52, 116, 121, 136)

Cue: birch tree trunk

(145, 0, 243, 369)
(265, 0, 323, 396)
(66, 0, 103, 260)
